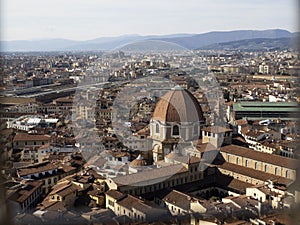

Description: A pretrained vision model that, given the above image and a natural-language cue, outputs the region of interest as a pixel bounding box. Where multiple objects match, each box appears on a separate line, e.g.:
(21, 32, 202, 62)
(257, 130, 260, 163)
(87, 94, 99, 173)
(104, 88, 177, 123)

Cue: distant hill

(0, 29, 297, 52)
(0, 34, 195, 52)
(116, 40, 187, 52)
(158, 29, 293, 49)
(199, 36, 299, 51)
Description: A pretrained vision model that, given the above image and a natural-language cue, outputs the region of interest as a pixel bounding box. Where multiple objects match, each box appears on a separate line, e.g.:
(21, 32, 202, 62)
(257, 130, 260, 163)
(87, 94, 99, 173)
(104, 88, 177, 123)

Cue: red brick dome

(152, 86, 203, 123)
(129, 155, 147, 167)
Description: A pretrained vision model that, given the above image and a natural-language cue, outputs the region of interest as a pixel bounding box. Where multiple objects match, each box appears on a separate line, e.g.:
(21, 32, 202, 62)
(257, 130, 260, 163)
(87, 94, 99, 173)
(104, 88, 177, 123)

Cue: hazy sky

(1, 0, 299, 41)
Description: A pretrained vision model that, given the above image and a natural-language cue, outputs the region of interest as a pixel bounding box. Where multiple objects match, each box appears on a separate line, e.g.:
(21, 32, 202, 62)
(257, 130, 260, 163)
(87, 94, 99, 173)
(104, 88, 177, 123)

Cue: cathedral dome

(152, 86, 203, 123)
(129, 154, 147, 167)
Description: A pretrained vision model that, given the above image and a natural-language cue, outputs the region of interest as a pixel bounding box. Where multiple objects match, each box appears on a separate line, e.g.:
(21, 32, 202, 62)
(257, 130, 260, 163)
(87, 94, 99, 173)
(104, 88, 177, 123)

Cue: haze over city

(1, 0, 299, 41)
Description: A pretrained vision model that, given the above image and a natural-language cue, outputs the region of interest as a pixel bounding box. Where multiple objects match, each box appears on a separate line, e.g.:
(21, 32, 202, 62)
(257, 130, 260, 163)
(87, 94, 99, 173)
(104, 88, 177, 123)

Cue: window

(108, 200, 114, 207)
(275, 167, 278, 175)
(172, 125, 179, 136)
(264, 165, 268, 172)
(25, 141, 28, 145)
(227, 155, 230, 162)
(155, 123, 159, 134)
(193, 125, 198, 135)
(236, 157, 240, 165)
(286, 170, 289, 178)
(245, 160, 248, 167)
(34, 141, 36, 145)
(255, 162, 258, 170)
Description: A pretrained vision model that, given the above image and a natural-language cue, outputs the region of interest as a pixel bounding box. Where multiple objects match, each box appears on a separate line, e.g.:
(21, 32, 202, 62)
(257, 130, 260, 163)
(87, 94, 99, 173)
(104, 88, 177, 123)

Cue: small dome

(152, 86, 203, 123)
(129, 154, 147, 167)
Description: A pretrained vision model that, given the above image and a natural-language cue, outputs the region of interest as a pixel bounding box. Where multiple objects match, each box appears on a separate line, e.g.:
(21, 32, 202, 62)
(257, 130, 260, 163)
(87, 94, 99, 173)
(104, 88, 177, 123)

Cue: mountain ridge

(1, 29, 297, 52)
(199, 36, 299, 51)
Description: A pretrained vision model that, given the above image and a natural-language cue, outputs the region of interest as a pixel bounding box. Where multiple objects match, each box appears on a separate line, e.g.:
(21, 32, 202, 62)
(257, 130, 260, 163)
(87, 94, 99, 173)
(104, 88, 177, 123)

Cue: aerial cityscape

(1, 1, 299, 225)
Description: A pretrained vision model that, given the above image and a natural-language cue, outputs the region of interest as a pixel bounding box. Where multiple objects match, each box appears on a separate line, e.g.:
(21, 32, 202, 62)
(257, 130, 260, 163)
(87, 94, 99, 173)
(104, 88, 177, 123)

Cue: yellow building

(219, 144, 297, 187)
(48, 180, 79, 208)
(105, 190, 169, 222)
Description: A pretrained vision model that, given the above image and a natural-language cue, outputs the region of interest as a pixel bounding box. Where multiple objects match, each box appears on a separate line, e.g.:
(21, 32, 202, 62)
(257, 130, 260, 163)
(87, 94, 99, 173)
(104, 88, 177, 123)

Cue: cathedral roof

(152, 86, 203, 123)
(129, 154, 147, 167)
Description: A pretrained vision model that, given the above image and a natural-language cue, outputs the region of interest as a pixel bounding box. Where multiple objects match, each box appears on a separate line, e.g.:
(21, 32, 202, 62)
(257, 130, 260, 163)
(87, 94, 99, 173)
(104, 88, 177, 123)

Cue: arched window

(155, 123, 159, 134)
(236, 157, 240, 165)
(286, 170, 289, 178)
(172, 125, 179, 136)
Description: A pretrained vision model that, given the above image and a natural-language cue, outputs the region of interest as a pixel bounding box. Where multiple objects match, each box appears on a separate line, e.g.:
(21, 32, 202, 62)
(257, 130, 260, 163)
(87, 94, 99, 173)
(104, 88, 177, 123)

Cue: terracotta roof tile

(18, 162, 58, 177)
(111, 164, 188, 186)
(10, 181, 43, 203)
(14, 133, 51, 142)
(106, 189, 126, 200)
(221, 144, 299, 170)
(152, 87, 203, 123)
(219, 162, 293, 186)
(161, 190, 201, 211)
(202, 126, 232, 134)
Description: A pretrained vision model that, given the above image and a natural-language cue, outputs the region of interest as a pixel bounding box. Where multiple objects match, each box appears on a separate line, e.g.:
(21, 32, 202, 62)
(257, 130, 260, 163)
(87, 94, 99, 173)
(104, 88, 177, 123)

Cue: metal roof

(233, 101, 299, 112)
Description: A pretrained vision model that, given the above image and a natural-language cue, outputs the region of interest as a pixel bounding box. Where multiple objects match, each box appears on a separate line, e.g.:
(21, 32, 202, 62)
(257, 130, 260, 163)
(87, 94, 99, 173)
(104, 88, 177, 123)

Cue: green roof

(241, 117, 299, 121)
(233, 101, 299, 112)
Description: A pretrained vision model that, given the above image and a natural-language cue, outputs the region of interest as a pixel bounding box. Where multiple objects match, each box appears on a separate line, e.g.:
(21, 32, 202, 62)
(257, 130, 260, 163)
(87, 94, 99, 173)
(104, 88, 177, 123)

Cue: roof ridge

(165, 90, 176, 123)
